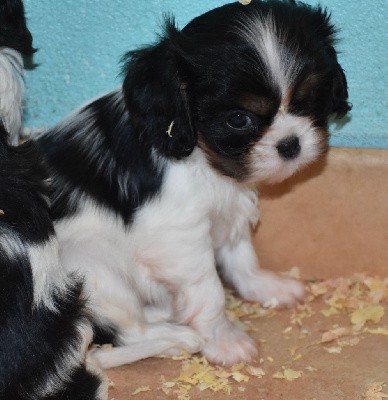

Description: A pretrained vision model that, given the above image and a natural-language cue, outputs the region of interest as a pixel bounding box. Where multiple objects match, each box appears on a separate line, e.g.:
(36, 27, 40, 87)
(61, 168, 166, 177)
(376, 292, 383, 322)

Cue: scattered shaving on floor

(158, 357, 264, 399)
(363, 382, 388, 400)
(122, 272, 387, 399)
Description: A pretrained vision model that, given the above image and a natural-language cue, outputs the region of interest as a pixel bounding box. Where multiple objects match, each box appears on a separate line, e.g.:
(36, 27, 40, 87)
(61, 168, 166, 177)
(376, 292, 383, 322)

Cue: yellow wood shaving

(321, 307, 340, 317)
(337, 336, 360, 347)
(231, 372, 249, 383)
(283, 326, 293, 334)
(245, 365, 265, 377)
(166, 121, 174, 137)
(351, 305, 385, 327)
(174, 356, 232, 395)
(321, 327, 350, 343)
(272, 368, 302, 381)
(278, 105, 287, 116)
(131, 385, 151, 395)
(323, 346, 342, 354)
(231, 363, 245, 372)
(366, 327, 388, 336)
(364, 382, 388, 400)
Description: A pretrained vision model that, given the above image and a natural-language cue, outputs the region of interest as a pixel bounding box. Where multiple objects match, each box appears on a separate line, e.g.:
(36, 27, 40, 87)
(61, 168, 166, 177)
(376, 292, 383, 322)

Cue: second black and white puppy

(1, 1, 107, 397)
(0, 122, 107, 399)
(36, 0, 350, 367)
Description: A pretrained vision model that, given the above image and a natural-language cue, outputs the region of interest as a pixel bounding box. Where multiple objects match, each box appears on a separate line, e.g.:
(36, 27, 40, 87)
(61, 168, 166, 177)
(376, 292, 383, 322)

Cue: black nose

(276, 135, 301, 160)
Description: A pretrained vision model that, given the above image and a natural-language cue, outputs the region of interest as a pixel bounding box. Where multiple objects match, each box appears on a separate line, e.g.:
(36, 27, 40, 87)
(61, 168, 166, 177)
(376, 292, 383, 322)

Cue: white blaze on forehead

(236, 12, 303, 98)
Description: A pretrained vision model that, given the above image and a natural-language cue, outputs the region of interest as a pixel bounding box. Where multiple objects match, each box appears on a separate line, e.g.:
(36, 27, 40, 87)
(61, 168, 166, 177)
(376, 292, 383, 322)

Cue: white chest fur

(54, 148, 259, 319)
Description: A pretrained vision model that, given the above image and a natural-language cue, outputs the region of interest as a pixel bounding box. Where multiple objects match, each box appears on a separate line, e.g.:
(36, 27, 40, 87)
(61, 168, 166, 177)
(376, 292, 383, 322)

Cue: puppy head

(123, 0, 350, 181)
(0, 0, 35, 55)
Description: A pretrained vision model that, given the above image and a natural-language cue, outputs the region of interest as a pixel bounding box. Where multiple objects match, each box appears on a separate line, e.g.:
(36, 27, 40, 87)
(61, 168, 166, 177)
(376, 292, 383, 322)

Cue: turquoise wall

(23, 0, 388, 149)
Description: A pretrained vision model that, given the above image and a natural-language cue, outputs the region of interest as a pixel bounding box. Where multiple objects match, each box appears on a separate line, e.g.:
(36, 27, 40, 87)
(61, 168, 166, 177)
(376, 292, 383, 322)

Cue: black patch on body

(0, 135, 52, 244)
(37, 91, 165, 224)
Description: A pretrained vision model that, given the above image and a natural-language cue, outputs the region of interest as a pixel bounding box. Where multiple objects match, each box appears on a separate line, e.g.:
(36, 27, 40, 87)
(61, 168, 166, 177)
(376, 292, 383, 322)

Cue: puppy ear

(0, 0, 36, 55)
(331, 63, 351, 118)
(121, 18, 196, 159)
(0, 121, 9, 147)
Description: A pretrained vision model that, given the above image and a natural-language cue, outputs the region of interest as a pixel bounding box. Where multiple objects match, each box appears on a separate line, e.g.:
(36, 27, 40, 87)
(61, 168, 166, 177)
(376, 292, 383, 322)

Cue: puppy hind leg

(89, 340, 174, 370)
(89, 322, 204, 369)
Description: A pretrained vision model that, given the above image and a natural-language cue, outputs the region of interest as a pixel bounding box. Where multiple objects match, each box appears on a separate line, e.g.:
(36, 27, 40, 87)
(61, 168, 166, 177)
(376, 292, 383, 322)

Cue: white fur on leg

(90, 323, 204, 369)
(173, 269, 258, 366)
(217, 230, 305, 307)
(89, 341, 173, 370)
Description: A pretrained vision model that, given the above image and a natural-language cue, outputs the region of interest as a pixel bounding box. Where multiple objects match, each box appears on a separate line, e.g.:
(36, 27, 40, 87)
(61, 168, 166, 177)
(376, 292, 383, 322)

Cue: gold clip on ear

(166, 121, 174, 138)
(278, 105, 287, 116)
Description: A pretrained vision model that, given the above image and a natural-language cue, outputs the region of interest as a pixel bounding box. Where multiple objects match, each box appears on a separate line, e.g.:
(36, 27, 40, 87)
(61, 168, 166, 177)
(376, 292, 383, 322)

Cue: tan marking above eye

(239, 94, 278, 116)
(292, 74, 322, 102)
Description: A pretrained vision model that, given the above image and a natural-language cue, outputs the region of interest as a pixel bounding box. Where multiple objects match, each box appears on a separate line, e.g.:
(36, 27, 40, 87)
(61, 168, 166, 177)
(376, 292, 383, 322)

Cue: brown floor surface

(106, 287, 388, 400)
(105, 148, 388, 400)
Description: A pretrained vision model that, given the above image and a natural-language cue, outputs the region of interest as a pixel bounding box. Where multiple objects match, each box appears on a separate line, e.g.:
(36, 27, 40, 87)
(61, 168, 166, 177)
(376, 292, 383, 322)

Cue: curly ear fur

(121, 19, 196, 159)
(331, 63, 351, 118)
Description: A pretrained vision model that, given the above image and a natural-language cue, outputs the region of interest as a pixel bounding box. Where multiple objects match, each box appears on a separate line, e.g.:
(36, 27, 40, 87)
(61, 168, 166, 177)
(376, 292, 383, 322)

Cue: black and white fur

(36, 0, 350, 367)
(0, 0, 35, 145)
(0, 122, 107, 399)
(0, 1, 107, 397)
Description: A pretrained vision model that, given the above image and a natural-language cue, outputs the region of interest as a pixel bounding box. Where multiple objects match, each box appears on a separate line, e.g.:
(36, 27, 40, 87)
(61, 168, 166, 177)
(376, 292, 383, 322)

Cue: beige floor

(106, 148, 388, 400)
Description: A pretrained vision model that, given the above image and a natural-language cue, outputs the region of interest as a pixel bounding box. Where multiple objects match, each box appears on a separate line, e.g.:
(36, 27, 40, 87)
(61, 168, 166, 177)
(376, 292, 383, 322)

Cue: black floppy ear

(331, 63, 351, 118)
(0, 121, 9, 148)
(0, 0, 36, 55)
(122, 19, 196, 159)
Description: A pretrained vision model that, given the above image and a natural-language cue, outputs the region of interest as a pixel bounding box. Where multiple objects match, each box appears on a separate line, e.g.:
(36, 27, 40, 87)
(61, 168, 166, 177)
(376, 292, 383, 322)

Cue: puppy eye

(226, 113, 253, 130)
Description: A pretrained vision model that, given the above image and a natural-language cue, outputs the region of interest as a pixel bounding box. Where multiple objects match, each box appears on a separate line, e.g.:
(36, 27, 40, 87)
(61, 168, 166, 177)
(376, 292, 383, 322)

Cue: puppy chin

(246, 114, 328, 184)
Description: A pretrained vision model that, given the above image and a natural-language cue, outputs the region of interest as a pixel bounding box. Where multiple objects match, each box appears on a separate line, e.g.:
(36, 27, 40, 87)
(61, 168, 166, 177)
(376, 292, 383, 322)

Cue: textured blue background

(23, 0, 388, 148)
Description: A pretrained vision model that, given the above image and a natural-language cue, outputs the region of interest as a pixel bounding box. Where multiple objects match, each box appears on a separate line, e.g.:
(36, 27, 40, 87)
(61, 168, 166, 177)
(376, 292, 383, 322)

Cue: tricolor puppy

(37, 0, 350, 367)
(0, 1, 107, 397)
(0, 0, 35, 145)
(0, 122, 107, 399)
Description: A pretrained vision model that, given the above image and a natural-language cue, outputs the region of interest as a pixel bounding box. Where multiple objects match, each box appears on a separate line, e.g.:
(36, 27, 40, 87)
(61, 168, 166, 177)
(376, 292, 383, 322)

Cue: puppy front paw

(202, 324, 258, 366)
(241, 270, 305, 307)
